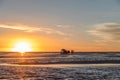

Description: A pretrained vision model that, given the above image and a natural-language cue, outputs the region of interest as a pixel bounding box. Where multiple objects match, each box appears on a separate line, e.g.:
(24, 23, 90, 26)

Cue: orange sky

(0, 29, 119, 52)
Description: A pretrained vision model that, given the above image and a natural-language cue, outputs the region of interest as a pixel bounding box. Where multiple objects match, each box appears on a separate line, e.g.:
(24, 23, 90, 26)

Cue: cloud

(56, 25, 71, 28)
(0, 23, 67, 36)
(88, 23, 120, 42)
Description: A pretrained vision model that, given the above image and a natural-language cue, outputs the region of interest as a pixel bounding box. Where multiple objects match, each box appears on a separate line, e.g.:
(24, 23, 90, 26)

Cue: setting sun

(12, 41, 32, 53)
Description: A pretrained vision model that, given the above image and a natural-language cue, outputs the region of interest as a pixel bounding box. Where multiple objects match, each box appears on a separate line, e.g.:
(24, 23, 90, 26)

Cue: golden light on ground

(12, 41, 32, 55)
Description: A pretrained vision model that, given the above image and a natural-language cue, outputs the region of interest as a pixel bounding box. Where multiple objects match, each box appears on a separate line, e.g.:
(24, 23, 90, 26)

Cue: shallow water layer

(1, 63, 120, 68)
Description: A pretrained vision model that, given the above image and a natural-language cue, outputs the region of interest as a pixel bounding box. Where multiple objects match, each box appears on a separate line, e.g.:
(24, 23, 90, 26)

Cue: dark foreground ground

(0, 52, 120, 80)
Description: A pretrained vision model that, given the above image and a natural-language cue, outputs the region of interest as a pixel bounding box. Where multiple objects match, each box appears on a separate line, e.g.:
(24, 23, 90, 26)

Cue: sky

(0, 0, 120, 52)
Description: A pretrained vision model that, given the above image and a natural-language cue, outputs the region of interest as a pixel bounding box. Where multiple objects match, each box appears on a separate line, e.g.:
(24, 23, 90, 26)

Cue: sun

(12, 41, 32, 54)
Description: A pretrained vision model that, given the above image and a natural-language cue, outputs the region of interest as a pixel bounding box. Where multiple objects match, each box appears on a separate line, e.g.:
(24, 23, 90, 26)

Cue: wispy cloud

(88, 23, 120, 42)
(56, 25, 72, 28)
(0, 23, 67, 36)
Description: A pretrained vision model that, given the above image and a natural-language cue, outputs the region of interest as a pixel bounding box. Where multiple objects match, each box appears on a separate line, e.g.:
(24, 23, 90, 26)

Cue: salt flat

(0, 52, 120, 80)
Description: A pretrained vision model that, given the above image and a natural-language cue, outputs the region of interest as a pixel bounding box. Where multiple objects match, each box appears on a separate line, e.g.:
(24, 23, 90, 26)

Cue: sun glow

(12, 41, 32, 54)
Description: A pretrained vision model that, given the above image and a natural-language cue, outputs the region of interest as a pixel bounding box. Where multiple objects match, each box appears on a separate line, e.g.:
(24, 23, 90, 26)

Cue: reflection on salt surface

(1, 63, 120, 68)
(0, 52, 120, 68)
